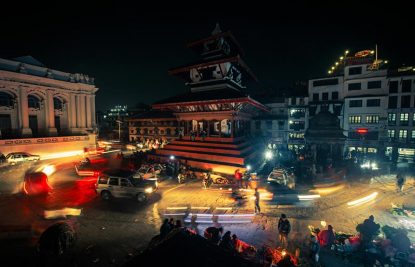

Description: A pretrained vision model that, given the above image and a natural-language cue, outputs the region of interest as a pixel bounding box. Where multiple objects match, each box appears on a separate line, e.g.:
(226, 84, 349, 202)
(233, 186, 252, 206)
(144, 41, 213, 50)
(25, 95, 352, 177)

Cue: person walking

(396, 172, 405, 193)
(159, 218, 171, 239)
(254, 188, 261, 214)
(310, 235, 320, 266)
(278, 214, 291, 248)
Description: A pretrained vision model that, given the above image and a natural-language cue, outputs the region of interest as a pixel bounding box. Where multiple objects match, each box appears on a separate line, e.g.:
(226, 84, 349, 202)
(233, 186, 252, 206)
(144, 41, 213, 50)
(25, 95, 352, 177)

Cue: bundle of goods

(265, 247, 298, 266)
(234, 239, 257, 260)
(390, 203, 415, 217)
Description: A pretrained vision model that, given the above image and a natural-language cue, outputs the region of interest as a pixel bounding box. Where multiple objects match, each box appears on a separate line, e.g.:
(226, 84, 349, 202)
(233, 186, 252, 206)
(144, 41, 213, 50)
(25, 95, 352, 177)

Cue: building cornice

(0, 70, 98, 93)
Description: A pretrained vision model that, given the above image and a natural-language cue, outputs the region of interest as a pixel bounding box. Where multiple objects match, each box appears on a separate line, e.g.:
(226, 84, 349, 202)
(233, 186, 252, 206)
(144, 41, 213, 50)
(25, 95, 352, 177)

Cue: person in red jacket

(318, 224, 335, 247)
(234, 169, 242, 188)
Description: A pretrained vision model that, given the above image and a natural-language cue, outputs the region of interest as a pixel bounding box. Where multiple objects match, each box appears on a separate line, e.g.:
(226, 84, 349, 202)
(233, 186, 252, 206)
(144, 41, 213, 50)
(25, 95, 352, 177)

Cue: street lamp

(170, 155, 175, 160)
(265, 150, 273, 160)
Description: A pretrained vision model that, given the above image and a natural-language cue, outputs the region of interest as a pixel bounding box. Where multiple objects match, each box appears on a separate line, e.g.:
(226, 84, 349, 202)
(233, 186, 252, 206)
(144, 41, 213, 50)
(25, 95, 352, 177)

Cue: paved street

(0, 155, 414, 266)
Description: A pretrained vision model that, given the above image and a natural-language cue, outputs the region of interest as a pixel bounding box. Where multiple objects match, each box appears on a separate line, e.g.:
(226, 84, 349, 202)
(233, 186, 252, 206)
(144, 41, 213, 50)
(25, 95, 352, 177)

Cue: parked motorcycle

(202, 173, 213, 189)
(178, 173, 186, 184)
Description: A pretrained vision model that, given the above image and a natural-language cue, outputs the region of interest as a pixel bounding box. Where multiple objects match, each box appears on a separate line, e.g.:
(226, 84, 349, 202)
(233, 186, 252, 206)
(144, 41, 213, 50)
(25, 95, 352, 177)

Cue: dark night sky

(1, 1, 414, 111)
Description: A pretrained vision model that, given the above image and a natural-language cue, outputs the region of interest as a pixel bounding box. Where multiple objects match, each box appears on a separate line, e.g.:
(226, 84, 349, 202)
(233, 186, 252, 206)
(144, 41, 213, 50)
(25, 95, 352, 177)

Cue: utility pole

(116, 120, 122, 142)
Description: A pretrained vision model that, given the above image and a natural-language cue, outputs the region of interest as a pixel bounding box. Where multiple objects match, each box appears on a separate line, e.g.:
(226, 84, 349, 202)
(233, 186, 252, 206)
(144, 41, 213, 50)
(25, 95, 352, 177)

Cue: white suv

(6, 152, 40, 165)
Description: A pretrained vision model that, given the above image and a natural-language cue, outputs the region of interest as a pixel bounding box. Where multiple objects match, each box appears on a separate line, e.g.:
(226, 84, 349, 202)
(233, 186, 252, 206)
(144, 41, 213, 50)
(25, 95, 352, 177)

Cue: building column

(207, 120, 210, 137)
(86, 95, 92, 128)
(91, 94, 96, 128)
(76, 95, 82, 129)
(19, 87, 32, 137)
(80, 94, 86, 128)
(46, 90, 58, 136)
(70, 94, 77, 133)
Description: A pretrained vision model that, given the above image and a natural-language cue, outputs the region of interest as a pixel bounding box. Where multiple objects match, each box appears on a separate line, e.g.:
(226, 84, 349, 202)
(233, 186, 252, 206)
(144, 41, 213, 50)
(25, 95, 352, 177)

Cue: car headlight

(145, 187, 153, 193)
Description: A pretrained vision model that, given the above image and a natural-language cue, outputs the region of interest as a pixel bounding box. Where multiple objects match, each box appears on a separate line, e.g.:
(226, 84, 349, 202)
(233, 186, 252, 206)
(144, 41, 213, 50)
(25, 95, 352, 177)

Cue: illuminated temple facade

(130, 24, 268, 174)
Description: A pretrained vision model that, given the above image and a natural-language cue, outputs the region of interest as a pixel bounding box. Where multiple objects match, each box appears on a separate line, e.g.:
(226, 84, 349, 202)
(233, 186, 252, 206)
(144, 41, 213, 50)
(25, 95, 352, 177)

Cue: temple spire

(211, 23, 222, 35)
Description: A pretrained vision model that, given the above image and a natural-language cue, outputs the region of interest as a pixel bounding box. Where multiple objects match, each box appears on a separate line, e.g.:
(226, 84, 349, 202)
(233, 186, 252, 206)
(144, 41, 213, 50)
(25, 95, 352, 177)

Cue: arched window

(28, 95, 41, 109)
(53, 97, 63, 111)
(0, 92, 14, 107)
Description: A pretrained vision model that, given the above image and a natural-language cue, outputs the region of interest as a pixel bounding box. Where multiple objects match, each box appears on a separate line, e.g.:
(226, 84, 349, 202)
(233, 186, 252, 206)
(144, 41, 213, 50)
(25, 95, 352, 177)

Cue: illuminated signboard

(354, 50, 372, 58)
(356, 128, 368, 134)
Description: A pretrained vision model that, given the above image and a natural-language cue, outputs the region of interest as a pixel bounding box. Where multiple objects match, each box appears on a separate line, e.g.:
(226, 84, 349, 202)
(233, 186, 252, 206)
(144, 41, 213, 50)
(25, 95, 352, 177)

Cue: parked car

(135, 164, 164, 179)
(23, 172, 51, 195)
(6, 152, 40, 165)
(267, 167, 295, 188)
(95, 169, 158, 202)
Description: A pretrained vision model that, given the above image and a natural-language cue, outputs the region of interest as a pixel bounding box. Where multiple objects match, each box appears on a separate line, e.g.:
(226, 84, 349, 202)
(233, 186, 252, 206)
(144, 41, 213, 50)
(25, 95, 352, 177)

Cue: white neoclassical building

(0, 56, 98, 156)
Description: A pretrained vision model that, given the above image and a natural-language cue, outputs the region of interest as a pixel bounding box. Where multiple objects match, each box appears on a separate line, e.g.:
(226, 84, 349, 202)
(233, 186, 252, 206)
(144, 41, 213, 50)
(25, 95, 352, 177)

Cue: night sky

(1, 1, 413, 111)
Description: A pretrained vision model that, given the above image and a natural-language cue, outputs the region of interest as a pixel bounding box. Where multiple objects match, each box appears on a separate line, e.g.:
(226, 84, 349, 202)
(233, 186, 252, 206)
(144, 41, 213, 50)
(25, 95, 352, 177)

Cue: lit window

(366, 115, 379, 124)
(400, 113, 409, 126)
(388, 113, 396, 124)
(399, 130, 407, 139)
(388, 130, 395, 138)
(349, 116, 361, 124)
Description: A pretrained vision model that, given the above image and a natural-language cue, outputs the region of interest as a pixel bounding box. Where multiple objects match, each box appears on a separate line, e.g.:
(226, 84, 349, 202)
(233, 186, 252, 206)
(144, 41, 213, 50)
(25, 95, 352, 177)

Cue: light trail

(298, 194, 321, 200)
(347, 192, 378, 207)
(40, 150, 84, 160)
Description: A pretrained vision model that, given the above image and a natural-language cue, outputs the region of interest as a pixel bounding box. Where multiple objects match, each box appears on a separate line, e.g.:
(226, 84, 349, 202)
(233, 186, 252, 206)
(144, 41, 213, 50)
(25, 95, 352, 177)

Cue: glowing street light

(345, 50, 349, 55)
(246, 165, 251, 171)
(170, 155, 175, 160)
(335, 62, 339, 65)
(340, 56, 344, 60)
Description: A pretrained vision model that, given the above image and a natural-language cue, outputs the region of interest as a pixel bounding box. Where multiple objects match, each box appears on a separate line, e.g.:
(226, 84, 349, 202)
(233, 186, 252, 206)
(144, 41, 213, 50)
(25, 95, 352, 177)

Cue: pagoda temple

(149, 24, 268, 174)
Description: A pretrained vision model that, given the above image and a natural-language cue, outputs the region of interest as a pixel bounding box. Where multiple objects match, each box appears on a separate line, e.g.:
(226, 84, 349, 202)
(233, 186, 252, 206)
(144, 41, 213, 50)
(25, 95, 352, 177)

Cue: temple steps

(151, 137, 258, 174)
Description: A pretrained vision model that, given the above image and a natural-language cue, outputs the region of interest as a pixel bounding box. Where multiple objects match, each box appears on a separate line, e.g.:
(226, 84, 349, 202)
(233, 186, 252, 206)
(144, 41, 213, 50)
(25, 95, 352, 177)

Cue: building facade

(128, 110, 178, 142)
(0, 56, 98, 156)
(385, 70, 415, 162)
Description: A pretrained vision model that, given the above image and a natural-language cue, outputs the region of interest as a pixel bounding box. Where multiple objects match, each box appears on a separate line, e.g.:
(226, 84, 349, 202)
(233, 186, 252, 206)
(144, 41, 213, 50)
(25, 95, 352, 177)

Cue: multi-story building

(251, 97, 288, 148)
(342, 63, 389, 157)
(308, 49, 415, 162)
(128, 110, 178, 143)
(0, 56, 98, 156)
(385, 69, 415, 161)
(308, 76, 344, 121)
(287, 96, 308, 153)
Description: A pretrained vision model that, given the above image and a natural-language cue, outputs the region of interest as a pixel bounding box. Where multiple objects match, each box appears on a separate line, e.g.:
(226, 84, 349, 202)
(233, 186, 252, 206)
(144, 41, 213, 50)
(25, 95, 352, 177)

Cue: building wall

(0, 134, 96, 158)
(385, 74, 415, 161)
(128, 119, 178, 142)
(0, 59, 98, 139)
